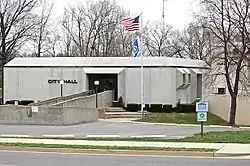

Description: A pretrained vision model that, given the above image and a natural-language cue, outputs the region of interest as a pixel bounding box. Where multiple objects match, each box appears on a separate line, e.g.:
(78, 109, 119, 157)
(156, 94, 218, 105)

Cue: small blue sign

(198, 103, 206, 110)
(196, 101, 208, 112)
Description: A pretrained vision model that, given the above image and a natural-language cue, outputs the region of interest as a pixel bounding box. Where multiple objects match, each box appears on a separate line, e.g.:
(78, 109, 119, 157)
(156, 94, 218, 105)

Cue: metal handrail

(29, 90, 95, 106)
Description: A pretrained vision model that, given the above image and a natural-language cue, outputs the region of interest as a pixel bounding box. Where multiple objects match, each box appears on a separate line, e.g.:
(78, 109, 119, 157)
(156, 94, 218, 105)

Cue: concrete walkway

(0, 138, 249, 157)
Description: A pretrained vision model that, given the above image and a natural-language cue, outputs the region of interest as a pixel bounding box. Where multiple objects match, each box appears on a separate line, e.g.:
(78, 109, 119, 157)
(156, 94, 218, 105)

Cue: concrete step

(104, 107, 126, 112)
(104, 111, 147, 119)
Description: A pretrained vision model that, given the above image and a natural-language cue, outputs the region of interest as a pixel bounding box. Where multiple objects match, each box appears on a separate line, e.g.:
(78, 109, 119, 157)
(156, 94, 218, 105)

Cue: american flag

(121, 15, 140, 31)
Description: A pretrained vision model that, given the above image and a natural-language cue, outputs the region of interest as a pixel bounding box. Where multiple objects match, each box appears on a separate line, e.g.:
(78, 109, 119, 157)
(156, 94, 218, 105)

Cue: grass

(85, 131, 250, 144)
(0, 131, 249, 152)
(2, 131, 250, 144)
(136, 112, 228, 126)
(0, 143, 215, 152)
(179, 131, 250, 143)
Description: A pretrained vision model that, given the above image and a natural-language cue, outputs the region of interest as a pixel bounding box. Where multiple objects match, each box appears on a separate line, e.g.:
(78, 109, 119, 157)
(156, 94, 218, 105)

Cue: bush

(5, 100, 20, 105)
(20, 100, 34, 105)
(147, 104, 173, 113)
(144, 104, 150, 111)
(148, 104, 163, 112)
(112, 96, 125, 108)
(162, 104, 173, 113)
(185, 103, 196, 112)
(117, 96, 124, 107)
(174, 103, 196, 113)
(125, 104, 140, 112)
(125, 103, 196, 113)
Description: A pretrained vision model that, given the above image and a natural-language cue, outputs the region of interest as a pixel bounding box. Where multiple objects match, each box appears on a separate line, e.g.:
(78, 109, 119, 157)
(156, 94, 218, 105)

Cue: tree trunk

(1, 65, 3, 105)
(229, 96, 237, 126)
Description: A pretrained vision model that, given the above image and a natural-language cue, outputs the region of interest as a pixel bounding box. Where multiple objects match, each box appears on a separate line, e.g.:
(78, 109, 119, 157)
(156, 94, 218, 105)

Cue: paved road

(0, 151, 250, 166)
(0, 121, 242, 138)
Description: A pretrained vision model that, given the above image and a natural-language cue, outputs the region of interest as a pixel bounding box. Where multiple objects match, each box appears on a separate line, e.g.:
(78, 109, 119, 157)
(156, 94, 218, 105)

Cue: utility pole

(162, 0, 165, 25)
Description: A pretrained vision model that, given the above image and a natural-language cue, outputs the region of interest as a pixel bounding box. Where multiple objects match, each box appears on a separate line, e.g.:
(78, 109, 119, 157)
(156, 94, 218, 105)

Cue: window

(197, 74, 202, 98)
(217, 88, 226, 94)
(188, 74, 191, 83)
(183, 74, 186, 84)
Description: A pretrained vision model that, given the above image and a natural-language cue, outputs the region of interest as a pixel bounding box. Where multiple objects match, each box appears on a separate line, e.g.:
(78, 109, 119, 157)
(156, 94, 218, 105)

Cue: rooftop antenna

(162, 0, 167, 34)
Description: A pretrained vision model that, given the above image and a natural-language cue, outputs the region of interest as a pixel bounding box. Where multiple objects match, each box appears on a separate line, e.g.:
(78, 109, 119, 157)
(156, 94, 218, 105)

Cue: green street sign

(197, 112, 207, 122)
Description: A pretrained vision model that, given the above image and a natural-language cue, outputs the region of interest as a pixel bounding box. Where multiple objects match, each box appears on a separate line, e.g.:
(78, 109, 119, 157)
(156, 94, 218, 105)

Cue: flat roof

(4, 57, 209, 69)
(84, 68, 125, 74)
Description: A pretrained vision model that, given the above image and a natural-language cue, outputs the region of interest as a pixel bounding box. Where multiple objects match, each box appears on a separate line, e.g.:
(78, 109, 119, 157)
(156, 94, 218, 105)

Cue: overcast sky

(51, 0, 199, 29)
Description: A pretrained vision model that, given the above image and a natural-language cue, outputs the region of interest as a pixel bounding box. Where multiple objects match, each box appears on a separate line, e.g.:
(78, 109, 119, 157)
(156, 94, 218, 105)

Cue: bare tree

(60, 9, 74, 56)
(109, 27, 133, 57)
(61, 0, 131, 57)
(0, 0, 38, 63)
(30, 0, 53, 57)
(144, 22, 175, 57)
(175, 22, 215, 61)
(0, 0, 38, 103)
(169, 30, 186, 58)
(200, 0, 250, 126)
(46, 27, 61, 57)
(93, 2, 129, 57)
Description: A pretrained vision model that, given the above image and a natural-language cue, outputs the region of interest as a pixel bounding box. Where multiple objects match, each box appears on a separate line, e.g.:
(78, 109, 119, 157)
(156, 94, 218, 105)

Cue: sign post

(196, 101, 208, 138)
(59, 80, 64, 97)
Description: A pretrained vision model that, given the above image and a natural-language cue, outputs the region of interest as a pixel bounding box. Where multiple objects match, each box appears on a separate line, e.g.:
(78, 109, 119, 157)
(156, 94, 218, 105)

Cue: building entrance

(88, 74, 118, 100)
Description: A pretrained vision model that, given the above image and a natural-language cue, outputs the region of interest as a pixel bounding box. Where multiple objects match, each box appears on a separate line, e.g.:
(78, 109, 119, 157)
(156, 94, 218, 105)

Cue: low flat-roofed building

(3, 56, 208, 107)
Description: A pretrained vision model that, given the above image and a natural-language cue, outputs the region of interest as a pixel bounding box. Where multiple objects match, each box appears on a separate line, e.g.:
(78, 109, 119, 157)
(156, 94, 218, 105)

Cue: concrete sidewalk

(0, 138, 249, 157)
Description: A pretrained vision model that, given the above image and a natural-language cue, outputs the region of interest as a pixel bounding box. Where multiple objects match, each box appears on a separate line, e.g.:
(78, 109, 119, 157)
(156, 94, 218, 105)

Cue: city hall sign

(48, 79, 78, 84)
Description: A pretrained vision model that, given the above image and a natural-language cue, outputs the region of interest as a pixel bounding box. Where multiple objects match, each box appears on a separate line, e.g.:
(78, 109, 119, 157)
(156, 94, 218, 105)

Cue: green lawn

(136, 112, 228, 126)
(179, 131, 250, 143)
(0, 143, 215, 152)
(2, 131, 250, 144)
(85, 131, 250, 144)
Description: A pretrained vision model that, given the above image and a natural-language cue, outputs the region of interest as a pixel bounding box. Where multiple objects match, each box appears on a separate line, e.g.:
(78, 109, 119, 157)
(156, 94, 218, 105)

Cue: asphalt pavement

(0, 120, 243, 138)
(0, 120, 242, 138)
(0, 151, 250, 166)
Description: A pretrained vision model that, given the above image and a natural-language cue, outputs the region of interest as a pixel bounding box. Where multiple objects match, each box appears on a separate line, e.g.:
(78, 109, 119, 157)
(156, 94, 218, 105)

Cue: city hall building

(3, 57, 208, 106)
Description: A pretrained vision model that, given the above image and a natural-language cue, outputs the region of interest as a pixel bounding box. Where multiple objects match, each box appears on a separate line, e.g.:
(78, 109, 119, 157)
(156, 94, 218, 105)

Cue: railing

(29, 90, 95, 106)
(51, 90, 114, 108)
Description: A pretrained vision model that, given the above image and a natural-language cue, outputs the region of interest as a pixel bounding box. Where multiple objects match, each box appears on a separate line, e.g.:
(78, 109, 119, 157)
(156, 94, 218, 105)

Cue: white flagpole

(139, 12, 144, 117)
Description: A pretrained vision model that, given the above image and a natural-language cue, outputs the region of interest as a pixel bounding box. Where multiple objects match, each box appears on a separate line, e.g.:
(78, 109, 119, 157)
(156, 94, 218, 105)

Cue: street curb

(0, 134, 172, 139)
(86, 135, 120, 138)
(0, 146, 215, 157)
(1, 143, 250, 158)
(0, 134, 31, 138)
(130, 135, 167, 138)
(214, 152, 250, 157)
(41, 135, 75, 138)
(239, 126, 250, 129)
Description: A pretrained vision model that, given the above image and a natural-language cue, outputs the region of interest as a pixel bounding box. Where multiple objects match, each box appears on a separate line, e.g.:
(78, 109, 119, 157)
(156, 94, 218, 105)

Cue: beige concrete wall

(30, 90, 94, 106)
(0, 105, 98, 125)
(4, 67, 87, 103)
(125, 68, 174, 105)
(208, 95, 250, 125)
(52, 90, 114, 108)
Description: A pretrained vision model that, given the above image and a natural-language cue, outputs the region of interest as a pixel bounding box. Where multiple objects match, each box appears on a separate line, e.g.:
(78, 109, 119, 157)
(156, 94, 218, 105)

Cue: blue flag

(133, 38, 140, 57)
